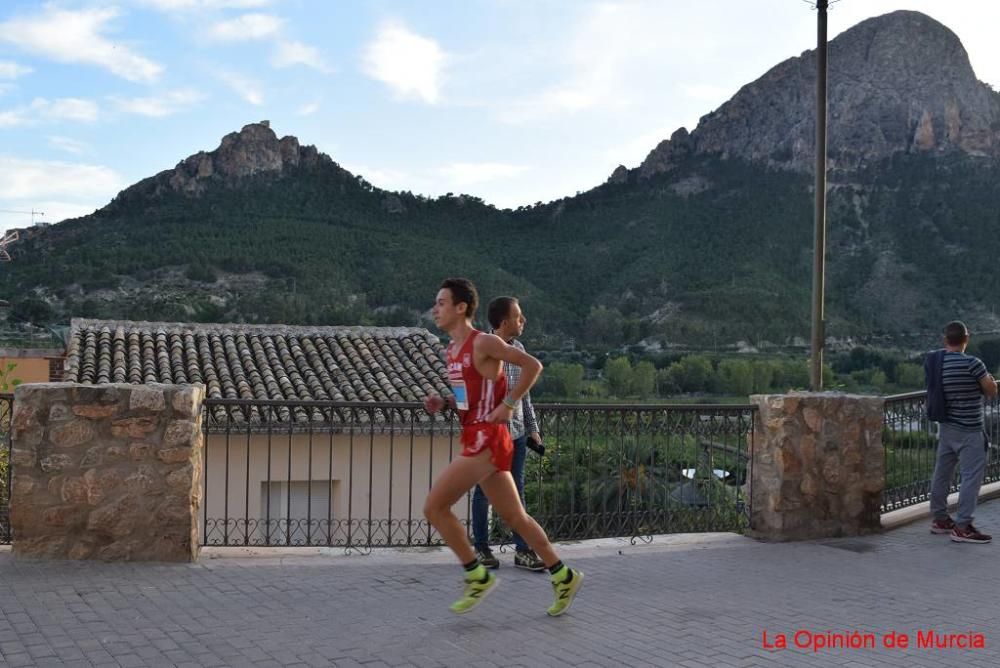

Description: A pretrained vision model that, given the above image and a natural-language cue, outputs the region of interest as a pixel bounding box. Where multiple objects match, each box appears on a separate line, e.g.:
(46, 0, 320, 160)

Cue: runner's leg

(423, 450, 497, 565)
(479, 469, 585, 616)
(478, 470, 558, 566)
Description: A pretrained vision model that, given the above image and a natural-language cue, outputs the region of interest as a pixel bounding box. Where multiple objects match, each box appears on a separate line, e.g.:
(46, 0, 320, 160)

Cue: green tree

(655, 368, 677, 396)
(895, 362, 923, 389)
(718, 359, 753, 397)
(584, 306, 624, 345)
(668, 355, 713, 393)
(632, 360, 656, 398)
(604, 356, 633, 397)
(0, 362, 21, 392)
(823, 363, 836, 389)
(544, 362, 584, 398)
(10, 298, 53, 324)
(772, 359, 810, 390)
(871, 369, 888, 391)
(752, 360, 775, 393)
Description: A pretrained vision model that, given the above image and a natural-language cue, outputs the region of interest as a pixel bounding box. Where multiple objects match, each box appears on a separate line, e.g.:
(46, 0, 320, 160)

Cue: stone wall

(748, 392, 884, 540)
(10, 382, 205, 561)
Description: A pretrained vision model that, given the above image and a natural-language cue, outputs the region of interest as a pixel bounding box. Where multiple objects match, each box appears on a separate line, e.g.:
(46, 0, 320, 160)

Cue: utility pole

(810, 0, 830, 391)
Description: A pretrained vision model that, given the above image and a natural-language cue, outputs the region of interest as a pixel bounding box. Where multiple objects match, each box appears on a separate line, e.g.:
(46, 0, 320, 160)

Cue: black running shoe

(514, 549, 546, 572)
(476, 546, 500, 569)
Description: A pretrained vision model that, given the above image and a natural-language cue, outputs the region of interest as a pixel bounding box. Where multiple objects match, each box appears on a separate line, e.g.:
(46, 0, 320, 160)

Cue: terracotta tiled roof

(66, 319, 452, 427)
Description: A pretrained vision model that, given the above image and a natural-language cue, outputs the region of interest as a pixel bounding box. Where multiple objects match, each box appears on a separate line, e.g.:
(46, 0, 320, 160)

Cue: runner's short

(460, 422, 514, 472)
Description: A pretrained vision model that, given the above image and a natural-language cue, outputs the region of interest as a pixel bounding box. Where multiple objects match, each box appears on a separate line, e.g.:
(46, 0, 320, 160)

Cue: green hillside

(5, 151, 1000, 349)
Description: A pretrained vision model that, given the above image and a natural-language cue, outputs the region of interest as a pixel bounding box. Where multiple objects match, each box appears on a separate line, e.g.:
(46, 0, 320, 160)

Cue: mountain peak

(636, 10, 1000, 179)
(119, 121, 333, 200)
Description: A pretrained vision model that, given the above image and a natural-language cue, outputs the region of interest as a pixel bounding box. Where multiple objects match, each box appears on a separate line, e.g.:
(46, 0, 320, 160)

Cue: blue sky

(1, 0, 998, 234)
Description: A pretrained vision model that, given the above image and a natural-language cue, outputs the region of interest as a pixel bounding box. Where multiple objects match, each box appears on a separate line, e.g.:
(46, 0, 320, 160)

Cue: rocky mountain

(116, 120, 336, 199)
(629, 10, 1000, 180)
(6, 10, 1000, 350)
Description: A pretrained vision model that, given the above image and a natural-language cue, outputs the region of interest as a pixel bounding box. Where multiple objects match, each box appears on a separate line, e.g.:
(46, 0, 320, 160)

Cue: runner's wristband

(502, 395, 517, 410)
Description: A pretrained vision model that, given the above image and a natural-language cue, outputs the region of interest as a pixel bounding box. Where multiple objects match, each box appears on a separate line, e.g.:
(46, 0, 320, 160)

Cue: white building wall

(201, 430, 472, 546)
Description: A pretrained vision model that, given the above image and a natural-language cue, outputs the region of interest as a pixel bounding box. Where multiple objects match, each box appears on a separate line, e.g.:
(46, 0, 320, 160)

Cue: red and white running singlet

(447, 329, 514, 471)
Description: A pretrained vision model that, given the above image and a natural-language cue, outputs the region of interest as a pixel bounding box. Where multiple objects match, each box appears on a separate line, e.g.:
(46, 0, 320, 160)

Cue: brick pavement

(1, 500, 999, 667)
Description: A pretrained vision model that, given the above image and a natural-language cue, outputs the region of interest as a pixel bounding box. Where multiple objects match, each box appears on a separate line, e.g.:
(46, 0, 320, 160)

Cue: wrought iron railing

(201, 399, 753, 549)
(0, 393, 12, 544)
(882, 391, 1000, 512)
(528, 404, 752, 543)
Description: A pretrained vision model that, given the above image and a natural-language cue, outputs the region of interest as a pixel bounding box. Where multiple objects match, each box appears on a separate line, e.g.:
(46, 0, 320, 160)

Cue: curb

(880, 480, 1000, 531)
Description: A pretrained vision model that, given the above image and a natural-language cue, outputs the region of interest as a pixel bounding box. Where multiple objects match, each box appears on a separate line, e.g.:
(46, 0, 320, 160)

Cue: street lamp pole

(810, 0, 829, 391)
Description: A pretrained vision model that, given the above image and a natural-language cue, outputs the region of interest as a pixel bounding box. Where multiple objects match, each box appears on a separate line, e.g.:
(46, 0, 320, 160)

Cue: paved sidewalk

(1, 500, 999, 667)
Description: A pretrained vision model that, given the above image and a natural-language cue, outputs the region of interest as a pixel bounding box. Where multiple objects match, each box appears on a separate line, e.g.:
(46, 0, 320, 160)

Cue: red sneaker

(950, 524, 992, 544)
(930, 517, 956, 534)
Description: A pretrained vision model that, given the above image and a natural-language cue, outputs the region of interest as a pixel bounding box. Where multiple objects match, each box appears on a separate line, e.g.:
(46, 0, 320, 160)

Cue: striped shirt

(496, 336, 539, 440)
(941, 351, 988, 430)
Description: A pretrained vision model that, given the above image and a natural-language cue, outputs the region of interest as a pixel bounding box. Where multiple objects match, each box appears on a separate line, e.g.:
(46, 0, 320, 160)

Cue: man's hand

(486, 403, 514, 424)
(424, 394, 446, 414)
(525, 431, 546, 455)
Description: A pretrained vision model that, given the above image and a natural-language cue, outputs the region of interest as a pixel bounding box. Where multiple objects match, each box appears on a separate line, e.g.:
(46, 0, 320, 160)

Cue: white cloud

(494, 4, 670, 125)
(489, 3, 743, 127)
(273, 40, 330, 71)
(499, 87, 597, 125)
(362, 21, 445, 104)
(47, 136, 90, 155)
(0, 157, 124, 200)
(436, 162, 530, 188)
(0, 98, 100, 127)
(142, 0, 271, 11)
(0, 109, 22, 127)
(341, 163, 415, 192)
(33, 98, 100, 123)
(216, 71, 264, 105)
(112, 89, 204, 117)
(208, 13, 283, 41)
(0, 60, 32, 79)
(0, 7, 163, 83)
(296, 102, 319, 116)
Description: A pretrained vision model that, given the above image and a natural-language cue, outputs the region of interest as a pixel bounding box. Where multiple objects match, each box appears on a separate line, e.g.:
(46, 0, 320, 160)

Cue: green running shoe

(547, 568, 584, 617)
(449, 568, 497, 614)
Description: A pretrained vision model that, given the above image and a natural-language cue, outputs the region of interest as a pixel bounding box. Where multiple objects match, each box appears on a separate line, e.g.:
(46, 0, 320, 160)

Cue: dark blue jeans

(472, 434, 528, 552)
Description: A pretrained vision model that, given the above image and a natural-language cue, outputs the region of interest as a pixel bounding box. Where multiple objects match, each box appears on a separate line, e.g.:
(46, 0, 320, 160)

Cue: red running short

(460, 422, 514, 472)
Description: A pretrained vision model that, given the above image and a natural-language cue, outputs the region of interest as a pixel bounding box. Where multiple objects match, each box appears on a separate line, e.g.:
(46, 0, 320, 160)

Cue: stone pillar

(10, 382, 205, 561)
(748, 392, 884, 540)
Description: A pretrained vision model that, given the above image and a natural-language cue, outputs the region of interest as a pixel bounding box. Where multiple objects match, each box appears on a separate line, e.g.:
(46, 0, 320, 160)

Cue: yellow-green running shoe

(449, 569, 497, 615)
(547, 568, 584, 617)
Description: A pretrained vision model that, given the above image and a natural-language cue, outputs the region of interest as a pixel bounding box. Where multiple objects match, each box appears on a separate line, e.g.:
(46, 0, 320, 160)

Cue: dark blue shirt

(941, 351, 988, 430)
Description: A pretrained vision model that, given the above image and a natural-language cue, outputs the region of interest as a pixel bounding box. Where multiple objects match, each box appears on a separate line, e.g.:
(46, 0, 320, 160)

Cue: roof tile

(66, 319, 452, 427)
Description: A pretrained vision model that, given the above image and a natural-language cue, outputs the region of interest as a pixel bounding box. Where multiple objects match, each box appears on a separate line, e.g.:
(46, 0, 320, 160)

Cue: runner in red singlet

(447, 328, 515, 472)
(423, 277, 584, 616)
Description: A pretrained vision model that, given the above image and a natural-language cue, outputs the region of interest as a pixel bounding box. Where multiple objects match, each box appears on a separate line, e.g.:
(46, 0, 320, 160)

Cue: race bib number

(452, 381, 468, 411)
